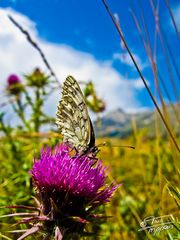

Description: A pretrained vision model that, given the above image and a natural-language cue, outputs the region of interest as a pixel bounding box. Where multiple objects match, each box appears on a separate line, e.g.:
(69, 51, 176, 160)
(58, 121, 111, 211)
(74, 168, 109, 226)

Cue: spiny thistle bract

(83, 81, 106, 113)
(3, 143, 119, 240)
(25, 67, 50, 87)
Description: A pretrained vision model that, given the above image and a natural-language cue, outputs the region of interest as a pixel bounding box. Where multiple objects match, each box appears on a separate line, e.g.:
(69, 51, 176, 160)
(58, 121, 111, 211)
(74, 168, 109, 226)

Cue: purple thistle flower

(29, 143, 119, 238)
(2, 143, 119, 240)
(31, 144, 116, 203)
(7, 74, 23, 95)
(7, 74, 21, 85)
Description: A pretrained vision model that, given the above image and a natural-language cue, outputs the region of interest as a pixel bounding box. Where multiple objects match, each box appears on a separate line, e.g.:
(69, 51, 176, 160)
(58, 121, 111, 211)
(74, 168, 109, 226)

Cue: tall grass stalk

(8, 15, 61, 88)
(130, 2, 180, 144)
(149, 0, 180, 106)
(101, 0, 180, 154)
(165, 0, 180, 40)
(131, 7, 180, 137)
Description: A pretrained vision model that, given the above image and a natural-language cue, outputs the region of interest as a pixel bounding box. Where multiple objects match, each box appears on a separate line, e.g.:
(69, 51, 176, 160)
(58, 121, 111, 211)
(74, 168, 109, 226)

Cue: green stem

(34, 88, 42, 132)
(13, 98, 31, 131)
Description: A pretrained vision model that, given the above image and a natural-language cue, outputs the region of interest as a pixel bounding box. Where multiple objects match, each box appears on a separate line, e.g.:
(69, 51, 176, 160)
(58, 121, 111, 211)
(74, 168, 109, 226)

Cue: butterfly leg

(63, 142, 77, 154)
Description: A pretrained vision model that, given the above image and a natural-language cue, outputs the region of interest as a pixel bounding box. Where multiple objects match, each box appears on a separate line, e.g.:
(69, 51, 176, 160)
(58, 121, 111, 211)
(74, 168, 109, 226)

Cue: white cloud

(113, 52, 147, 70)
(0, 7, 146, 120)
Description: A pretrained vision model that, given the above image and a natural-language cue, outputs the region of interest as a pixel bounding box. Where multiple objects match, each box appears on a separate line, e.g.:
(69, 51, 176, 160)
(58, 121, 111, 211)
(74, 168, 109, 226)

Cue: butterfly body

(56, 76, 98, 156)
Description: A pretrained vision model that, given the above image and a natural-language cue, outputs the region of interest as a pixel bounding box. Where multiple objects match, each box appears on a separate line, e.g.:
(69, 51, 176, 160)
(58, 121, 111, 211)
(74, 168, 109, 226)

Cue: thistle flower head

(7, 74, 20, 85)
(29, 143, 119, 238)
(25, 68, 49, 87)
(83, 81, 106, 113)
(7, 74, 23, 95)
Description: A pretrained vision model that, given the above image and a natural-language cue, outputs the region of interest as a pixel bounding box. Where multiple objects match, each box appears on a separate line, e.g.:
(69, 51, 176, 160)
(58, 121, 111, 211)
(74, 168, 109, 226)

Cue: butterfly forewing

(56, 76, 95, 153)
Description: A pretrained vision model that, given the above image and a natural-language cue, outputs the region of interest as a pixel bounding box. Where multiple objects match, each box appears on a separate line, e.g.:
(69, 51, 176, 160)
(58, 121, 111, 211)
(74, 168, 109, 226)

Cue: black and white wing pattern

(56, 76, 95, 154)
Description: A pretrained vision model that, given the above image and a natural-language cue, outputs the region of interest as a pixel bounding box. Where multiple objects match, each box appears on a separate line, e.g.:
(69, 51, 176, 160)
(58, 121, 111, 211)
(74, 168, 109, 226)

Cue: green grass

(0, 132, 179, 239)
(1, 2, 179, 238)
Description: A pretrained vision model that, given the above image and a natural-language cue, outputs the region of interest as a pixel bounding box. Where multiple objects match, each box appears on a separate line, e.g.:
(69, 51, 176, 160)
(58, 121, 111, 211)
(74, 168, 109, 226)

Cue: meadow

(0, 1, 180, 239)
(0, 69, 179, 239)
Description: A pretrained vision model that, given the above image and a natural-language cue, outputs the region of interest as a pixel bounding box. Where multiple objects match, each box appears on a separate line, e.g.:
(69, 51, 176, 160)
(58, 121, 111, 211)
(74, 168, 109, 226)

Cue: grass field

(0, 1, 180, 239)
(0, 125, 179, 239)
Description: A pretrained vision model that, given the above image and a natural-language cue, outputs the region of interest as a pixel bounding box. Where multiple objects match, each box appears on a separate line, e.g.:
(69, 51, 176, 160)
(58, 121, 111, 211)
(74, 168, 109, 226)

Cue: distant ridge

(94, 104, 180, 138)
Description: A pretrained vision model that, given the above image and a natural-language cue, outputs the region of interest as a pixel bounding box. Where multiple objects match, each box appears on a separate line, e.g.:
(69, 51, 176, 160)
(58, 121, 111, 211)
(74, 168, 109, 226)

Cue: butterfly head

(81, 145, 100, 158)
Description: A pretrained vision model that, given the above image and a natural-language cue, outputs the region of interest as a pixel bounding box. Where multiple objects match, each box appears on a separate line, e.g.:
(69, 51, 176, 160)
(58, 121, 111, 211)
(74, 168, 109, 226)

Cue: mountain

(94, 104, 180, 138)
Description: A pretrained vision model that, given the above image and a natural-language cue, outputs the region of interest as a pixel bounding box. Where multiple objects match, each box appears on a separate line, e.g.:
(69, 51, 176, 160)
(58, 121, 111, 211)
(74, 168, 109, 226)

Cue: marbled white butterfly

(56, 76, 99, 156)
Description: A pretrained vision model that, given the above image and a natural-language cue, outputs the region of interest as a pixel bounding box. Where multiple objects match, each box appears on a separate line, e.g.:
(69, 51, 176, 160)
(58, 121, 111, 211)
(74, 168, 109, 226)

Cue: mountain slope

(94, 105, 180, 138)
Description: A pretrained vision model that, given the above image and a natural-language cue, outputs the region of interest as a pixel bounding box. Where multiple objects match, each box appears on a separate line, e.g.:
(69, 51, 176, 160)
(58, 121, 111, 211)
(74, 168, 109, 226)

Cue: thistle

(25, 68, 49, 87)
(84, 81, 106, 113)
(2, 143, 119, 240)
(6, 74, 23, 95)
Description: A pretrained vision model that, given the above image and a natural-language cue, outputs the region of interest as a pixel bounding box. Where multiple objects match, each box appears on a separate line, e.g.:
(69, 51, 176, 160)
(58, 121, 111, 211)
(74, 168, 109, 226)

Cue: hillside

(94, 104, 180, 138)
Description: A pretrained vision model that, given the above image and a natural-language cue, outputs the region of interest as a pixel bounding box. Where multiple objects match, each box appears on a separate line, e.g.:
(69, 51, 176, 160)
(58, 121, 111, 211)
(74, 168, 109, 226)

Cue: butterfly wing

(56, 76, 95, 153)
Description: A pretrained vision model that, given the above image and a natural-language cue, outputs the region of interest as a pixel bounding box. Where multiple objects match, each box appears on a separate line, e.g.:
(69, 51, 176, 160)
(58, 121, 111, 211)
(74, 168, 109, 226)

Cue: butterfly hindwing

(56, 76, 95, 153)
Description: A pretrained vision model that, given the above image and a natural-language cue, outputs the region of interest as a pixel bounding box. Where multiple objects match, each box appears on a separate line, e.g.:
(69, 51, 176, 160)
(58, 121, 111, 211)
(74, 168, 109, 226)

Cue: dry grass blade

(165, 0, 180, 40)
(8, 15, 61, 88)
(149, 0, 180, 105)
(102, 0, 180, 153)
(130, 5, 180, 125)
(160, 27, 180, 82)
(158, 73, 180, 125)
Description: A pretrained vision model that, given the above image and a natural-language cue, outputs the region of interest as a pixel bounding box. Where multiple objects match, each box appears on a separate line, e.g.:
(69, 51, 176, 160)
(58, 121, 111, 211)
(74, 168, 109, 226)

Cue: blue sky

(0, 0, 179, 115)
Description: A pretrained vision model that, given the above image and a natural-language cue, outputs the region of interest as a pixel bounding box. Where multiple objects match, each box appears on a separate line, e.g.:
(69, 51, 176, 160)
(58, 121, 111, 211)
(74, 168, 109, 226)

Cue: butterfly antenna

(98, 142, 135, 149)
(114, 145, 135, 149)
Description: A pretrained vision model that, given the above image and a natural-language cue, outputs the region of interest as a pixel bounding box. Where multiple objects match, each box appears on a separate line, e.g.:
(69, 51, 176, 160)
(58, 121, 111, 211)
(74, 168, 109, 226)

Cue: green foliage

(96, 136, 180, 240)
(0, 69, 179, 240)
(83, 81, 105, 113)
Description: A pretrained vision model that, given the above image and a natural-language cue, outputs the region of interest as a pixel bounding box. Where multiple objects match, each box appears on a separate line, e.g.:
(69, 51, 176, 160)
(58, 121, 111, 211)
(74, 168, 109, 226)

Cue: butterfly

(56, 76, 99, 156)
